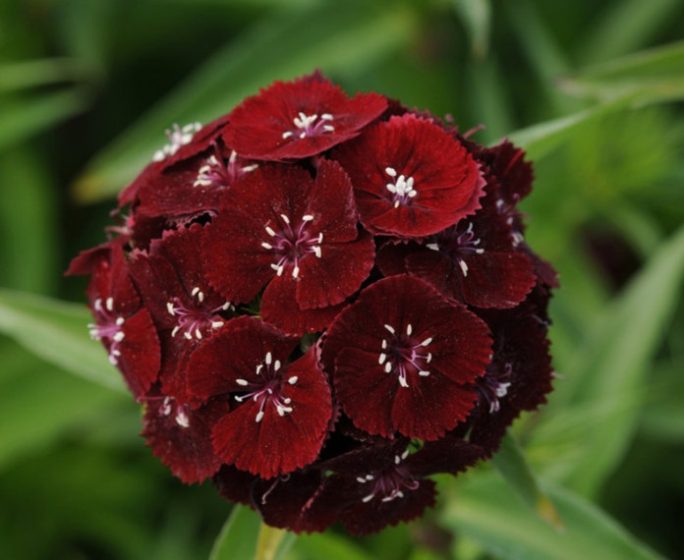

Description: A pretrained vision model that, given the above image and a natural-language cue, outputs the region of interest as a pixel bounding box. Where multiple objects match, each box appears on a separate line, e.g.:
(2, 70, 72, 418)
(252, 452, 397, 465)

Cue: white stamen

(426, 243, 440, 251)
(280, 214, 290, 225)
(379, 353, 387, 365)
(265, 352, 272, 365)
(288, 376, 298, 385)
(384, 324, 395, 334)
(261, 242, 273, 250)
(274, 360, 281, 371)
(255, 411, 265, 423)
(401, 449, 409, 460)
(384, 362, 392, 374)
(385, 167, 397, 177)
(420, 337, 433, 347)
(236, 379, 249, 386)
(172, 326, 180, 337)
(113, 332, 125, 342)
(211, 321, 224, 329)
(282, 131, 293, 139)
(265, 226, 276, 237)
(106, 297, 114, 311)
(115, 317, 125, 326)
(175, 409, 190, 428)
(302, 214, 314, 221)
(419, 370, 430, 377)
(312, 246, 322, 258)
(406, 323, 413, 336)
(292, 265, 300, 279)
(458, 259, 469, 277)
(362, 494, 375, 503)
(166, 302, 175, 316)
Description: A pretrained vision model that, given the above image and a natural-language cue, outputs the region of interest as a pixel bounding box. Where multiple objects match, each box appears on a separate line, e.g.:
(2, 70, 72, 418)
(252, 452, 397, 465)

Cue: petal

(214, 465, 259, 506)
(253, 471, 340, 533)
(261, 274, 345, 336)
(406, 435, 486, 477)
(142, 398, 225, 484)
(118, 308, 161, 398)
(297, 231, 375, 309)
(211, 348, 332, 478)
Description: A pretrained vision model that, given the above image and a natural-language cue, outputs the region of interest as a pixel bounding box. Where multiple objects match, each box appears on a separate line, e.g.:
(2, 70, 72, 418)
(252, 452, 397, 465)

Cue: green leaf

(0, 341, 128, 470)
(492, 434, 561, 528)
(209, 506, 260, 560)
(287, 533, 373, 560)
(255, 523, 292, 560)
(452, 0, 491, 59)
(561, 40, 684, 106)
(0, 58, 92, 93)
(0, 89, 88, 152)
(0, 289, 125, 392)
(578, 0, 681, 64)
(441, 473, 664, 560)
(530, 225, 684, 494)
(73, 0, 417, 203)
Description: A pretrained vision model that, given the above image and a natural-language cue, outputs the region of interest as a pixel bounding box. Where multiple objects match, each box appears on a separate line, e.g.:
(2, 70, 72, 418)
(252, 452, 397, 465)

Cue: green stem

(255, 523, 289, 560)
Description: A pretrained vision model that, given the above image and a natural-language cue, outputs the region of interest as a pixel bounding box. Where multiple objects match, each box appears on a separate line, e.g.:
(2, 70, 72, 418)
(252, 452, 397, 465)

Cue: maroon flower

(322, 275, 492, 440)
(309, 437, 484, 535)
(129, 225, 233, 401)
(203, 159, 374, 335)
(186, 317, 333, 478)
(74, 243, 161, 398)
(119, 115, 230, 207)
(224, 73, 387, 161)
(377, 199, 537, 309)
(332, 113, 484, 237)
(142, 394, 224, 483)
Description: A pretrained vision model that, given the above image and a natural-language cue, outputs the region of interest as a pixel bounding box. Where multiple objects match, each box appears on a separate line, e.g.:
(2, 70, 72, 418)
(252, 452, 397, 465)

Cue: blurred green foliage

(1, 0, 683, 558)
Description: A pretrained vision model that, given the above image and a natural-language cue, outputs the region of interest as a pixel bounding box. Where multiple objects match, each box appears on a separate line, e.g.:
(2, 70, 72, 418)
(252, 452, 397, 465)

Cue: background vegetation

(1, 0, 683, 558)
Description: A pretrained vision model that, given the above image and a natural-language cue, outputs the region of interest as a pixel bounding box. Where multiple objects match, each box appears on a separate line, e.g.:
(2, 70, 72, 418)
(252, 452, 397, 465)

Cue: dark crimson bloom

(71, 72, 555, 536)
(377, 196, 537, 309)
(224, 73, 387, 161)
(332, 113, 484, 237)
(129, 225, 233, 401)
(186, 317, 332, 479)
(322, 275, 492, 440)
(203, 159, 374, 335)
(69, 242, 161, 398)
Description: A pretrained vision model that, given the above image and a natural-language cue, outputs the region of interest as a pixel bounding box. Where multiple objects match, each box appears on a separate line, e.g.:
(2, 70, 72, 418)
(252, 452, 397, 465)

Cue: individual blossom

(377, 195, 537, 309)
(322, 275, 492, 440)
(128, 224, 234, 401)
(332, 113, 484, 237)
(68, 242, 161, 398)
(203, 159, 374, 335)
(224, 73, 387, 161)
(186, 316, 333, 479)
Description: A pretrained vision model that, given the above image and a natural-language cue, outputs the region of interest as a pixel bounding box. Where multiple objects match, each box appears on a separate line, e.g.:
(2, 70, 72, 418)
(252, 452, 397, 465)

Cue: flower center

(426, 222, 485, 277)
(385, 167, 417, 208)
(476, 362, 512, 413)
(496, 198, 524, 246)
(282, 112, 335, 140)
(194, 149, 258, 189)
(379, 323, 433, 388)
(234, 352, 298, 423)
(153, 122, 202, 162)
(356, 450, 420, 503)
(89, 297, 125, 365)
(166, 287, 232, 340)
(262, 213, 323, 279)
(157, 396, 191, 428)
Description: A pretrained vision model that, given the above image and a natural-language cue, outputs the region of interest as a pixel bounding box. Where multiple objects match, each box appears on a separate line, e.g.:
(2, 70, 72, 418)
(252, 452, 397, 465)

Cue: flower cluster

(69, 72, 556, 535)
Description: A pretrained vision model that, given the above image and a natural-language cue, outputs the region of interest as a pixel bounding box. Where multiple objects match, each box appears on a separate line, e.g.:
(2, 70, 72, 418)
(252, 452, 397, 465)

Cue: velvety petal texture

(69, 72, 555, 535)
(333, 113, 484, 237)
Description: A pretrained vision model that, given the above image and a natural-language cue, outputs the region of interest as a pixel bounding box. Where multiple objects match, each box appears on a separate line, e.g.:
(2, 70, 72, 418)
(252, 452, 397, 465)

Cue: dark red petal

(87, 243, 140, 315)
(66, 241, 114, 276)
(211, 348, 332, 478)
(214, 465, 259, 506)
(261, 274, 345, 336)
(485, 140, 533, 202)
(333, 114, 483, 237)
(297, 231, 375, 309)
(186, 316, 297, 401)
(407, 436, 486, 477)
(253, 471, 340, 533)
(118, 308, 161, 398)
(143, 398, 224, 484)
(406, 249, 537, 309)
(202, 208, 275, 303)
(224, 74, 387, 160)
